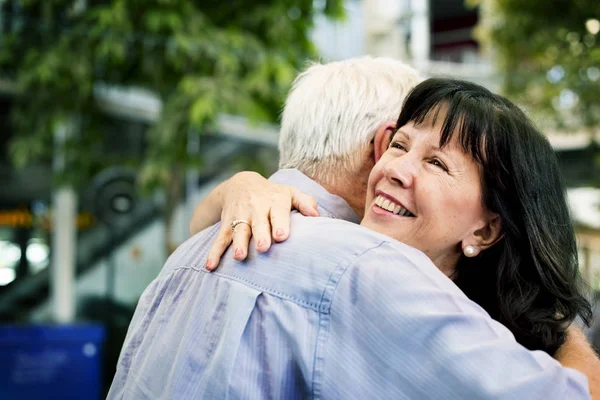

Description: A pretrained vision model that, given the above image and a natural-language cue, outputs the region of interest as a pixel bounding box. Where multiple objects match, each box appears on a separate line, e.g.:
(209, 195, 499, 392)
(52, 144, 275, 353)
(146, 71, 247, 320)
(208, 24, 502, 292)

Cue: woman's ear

(473, 213, 504, 251)
(373, 121, 396, 163)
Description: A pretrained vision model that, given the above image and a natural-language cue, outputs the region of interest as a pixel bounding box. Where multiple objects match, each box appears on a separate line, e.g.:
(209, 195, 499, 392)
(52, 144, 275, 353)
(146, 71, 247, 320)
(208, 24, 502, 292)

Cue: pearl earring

(463, 245, 477, 257)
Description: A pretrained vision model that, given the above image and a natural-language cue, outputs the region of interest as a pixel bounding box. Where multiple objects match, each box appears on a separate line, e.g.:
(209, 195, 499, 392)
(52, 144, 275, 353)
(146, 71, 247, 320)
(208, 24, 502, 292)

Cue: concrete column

(410, 0, 430, 66)
(51, 122, 77, 323)
(363, 0, 409, 59)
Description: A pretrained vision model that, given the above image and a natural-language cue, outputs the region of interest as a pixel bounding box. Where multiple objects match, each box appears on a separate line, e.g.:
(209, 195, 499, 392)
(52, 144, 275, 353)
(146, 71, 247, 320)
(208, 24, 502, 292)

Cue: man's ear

(472, 213, 503, 251)
(373, 121, 396, 163)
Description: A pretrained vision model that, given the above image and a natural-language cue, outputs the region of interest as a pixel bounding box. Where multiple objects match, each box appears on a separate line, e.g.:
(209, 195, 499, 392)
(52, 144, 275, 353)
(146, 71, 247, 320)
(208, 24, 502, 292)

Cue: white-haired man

(189, 57, 421, 249)
(277, 57, 420, 214)
(109, 57, 598, 399)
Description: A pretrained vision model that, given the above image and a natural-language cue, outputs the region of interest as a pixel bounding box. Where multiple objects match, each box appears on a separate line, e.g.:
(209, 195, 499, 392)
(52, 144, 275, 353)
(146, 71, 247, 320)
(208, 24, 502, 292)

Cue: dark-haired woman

(191, 78, 593, 362)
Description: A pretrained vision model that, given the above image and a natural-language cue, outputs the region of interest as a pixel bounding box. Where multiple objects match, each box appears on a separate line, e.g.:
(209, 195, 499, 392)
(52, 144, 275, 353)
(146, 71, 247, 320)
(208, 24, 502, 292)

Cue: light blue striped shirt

(109, 169, 590, 399)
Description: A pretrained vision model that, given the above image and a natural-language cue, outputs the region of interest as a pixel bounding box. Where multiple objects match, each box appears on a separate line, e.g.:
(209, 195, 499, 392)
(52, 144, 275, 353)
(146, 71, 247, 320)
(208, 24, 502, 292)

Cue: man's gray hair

(278, 56, 422, 184)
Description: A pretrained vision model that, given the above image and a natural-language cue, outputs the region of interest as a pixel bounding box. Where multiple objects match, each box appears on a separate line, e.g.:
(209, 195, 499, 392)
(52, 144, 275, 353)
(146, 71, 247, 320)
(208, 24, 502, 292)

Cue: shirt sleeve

(318, 242, 591, 400)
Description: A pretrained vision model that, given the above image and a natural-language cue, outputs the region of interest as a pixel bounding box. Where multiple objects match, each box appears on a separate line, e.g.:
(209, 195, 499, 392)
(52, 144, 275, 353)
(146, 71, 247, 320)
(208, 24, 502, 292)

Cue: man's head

(278, 56, 421, 216)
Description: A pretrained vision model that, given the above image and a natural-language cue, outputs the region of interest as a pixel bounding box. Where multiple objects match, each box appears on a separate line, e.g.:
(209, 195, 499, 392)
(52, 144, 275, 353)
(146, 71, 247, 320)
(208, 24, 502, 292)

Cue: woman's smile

(373, 192, 416, 217)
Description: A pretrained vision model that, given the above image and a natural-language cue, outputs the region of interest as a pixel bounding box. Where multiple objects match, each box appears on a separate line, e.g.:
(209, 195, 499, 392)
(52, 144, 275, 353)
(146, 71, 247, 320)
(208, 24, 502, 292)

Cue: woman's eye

(430, 159, 448, 172)
(389, 141, 406, 151)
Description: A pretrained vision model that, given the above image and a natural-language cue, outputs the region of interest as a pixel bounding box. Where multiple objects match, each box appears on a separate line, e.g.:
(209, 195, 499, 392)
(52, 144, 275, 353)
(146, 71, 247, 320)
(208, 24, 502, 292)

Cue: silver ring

(230, 219, 251, 232)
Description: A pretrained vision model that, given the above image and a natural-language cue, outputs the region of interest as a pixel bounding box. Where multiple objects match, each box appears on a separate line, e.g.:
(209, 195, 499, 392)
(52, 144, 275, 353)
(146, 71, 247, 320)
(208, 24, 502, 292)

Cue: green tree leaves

(1, 0, 343, 252)
(2, 0, 344, 187)
(475, 0, 600, 131)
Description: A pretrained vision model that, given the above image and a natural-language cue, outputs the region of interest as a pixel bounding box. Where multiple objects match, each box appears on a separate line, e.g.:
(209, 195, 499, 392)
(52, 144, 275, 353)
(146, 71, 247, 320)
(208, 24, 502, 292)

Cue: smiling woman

(362, 106, 497, 277)
(363, 78, 592, 354)
(189, 78, 592, 356)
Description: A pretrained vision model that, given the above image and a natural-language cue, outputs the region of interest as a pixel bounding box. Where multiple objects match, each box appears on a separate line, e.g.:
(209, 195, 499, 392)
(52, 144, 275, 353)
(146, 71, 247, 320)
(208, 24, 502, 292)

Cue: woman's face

(361, 112, 490, 275)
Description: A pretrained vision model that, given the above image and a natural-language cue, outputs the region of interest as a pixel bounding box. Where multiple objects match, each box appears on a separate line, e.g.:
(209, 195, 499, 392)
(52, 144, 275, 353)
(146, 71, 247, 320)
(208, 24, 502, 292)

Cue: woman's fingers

(204, 179, 318, 268)
(291, 189, 319, 217)
(252, 218, 272, 253)
(206, 226, 233, 271)
(268, 187, 319, 243)
(231, 222, 252, 261)
(269, 202, 292, 243)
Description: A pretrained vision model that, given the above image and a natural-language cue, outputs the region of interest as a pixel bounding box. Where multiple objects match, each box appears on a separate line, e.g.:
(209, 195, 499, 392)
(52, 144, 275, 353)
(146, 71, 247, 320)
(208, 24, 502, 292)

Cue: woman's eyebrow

(428, 142, 443, 152)
(392, 129, 410, 141)
(392, 128, 453, 155)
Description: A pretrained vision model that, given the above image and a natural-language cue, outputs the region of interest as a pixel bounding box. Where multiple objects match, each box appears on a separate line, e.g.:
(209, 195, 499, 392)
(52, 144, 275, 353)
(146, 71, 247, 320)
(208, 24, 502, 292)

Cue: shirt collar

(269, 169, 361, 224)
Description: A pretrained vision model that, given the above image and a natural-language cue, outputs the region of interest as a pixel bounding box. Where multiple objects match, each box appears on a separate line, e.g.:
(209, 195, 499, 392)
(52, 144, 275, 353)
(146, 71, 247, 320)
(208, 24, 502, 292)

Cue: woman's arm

(189, 179, 230, 235)
(554, 325, 600, 399)
(189, 171, 319, 270)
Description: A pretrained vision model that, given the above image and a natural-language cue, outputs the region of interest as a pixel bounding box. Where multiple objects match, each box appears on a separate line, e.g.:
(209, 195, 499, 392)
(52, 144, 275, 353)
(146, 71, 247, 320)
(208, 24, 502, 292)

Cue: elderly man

(109, 58, 598, 399)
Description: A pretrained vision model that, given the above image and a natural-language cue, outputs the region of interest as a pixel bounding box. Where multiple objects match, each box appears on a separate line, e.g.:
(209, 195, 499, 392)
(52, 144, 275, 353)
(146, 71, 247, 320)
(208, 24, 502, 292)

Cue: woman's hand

(189, 171, 319, 270)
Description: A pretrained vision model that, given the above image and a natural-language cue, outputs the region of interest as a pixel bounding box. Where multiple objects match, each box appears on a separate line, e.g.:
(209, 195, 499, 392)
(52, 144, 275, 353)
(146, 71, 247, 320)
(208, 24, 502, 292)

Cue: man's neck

(305, 151, 372, 220)
(318, 180, 365, 219)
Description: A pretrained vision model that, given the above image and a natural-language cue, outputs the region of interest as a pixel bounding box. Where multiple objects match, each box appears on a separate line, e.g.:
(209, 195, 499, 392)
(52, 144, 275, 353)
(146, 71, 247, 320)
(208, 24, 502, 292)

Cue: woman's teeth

(375, 195, 414, 216)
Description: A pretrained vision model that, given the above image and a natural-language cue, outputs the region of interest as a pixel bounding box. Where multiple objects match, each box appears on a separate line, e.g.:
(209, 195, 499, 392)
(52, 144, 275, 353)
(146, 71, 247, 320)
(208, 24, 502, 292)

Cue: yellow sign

(0, 210, 96, 230)
(0, 210, 32, 228)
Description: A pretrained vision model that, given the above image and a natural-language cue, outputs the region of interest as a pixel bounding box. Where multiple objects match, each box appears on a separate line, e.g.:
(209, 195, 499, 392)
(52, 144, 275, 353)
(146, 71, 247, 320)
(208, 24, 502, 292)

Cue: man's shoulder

(284, 214, 440, 276)
(283, 212, 388, 254)
(204, 214, 388, 312)
(159, 213, 441, 314)
(340, 240, 462, 298)
(158, 224, 220, 276)
(262, 213, 418, 275)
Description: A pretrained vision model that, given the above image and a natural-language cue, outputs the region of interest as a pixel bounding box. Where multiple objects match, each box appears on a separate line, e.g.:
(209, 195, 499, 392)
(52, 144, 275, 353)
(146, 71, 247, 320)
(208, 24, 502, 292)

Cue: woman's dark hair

(395, 78, 592, 355)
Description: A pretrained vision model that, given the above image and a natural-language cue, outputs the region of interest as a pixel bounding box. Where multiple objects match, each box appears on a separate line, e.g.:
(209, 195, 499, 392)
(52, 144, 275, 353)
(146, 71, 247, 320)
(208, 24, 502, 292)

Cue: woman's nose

(384, 153, 417, 188)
